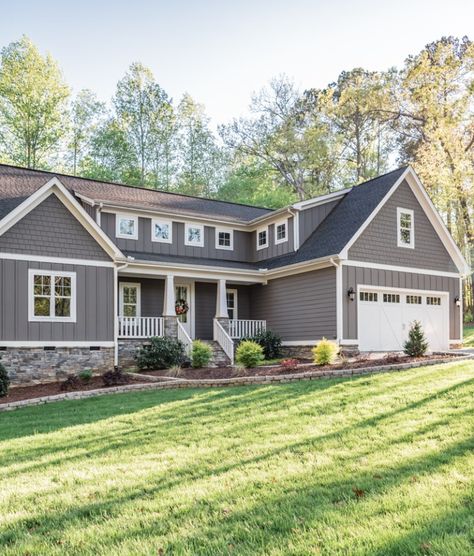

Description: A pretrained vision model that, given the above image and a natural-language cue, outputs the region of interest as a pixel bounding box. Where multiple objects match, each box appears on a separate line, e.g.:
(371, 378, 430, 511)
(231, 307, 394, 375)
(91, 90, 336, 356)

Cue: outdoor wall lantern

(347, 287, 355, 301)
(454, 296, 461, 307)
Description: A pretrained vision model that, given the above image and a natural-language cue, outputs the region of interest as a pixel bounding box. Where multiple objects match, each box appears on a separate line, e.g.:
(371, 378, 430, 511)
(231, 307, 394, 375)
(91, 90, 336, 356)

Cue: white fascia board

(292, 188, 352, 210)
(342, 260, 461, 279)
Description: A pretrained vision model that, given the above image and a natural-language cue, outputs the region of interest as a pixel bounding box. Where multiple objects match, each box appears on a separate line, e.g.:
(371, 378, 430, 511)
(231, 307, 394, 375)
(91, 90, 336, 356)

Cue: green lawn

(0, 362, 473, 555)
(463, 324, 474, 347)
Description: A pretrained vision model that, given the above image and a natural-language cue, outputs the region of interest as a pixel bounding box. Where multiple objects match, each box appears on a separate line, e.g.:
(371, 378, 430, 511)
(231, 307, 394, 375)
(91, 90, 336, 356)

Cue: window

(29, 270, 76, 322)
(226, 289, 238, 320)
(360, 291, 378, 302)
(427, 296, 441, 306)
(152, 219, 172, 243)
(275, 219, 288, 244)
(406, 295, 422, 304)
(116, 214, 138, 240)
(216, 228, 233, 250)
(185, 223, 204, 247)
(119, 283, 141, 317)
(397, 207, 414, 248)
(256, 226, 268, 250)
(383, 293, 400, 303)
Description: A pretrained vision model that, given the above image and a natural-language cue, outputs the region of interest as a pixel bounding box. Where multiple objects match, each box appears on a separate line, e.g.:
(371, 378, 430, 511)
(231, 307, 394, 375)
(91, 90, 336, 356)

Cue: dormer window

(256, 226, 268, 250)
(185, 223, 204, 247)
(152, 219, 172, 243)
(116, 214, 138, 240)
(397, 208, 414, 248)
(216, 228, 233, 250)
(275, 219, 288, 244)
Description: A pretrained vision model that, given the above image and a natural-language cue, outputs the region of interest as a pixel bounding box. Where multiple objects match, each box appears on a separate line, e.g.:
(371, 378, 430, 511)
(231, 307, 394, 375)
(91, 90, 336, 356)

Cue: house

(0, 164, 468, 384)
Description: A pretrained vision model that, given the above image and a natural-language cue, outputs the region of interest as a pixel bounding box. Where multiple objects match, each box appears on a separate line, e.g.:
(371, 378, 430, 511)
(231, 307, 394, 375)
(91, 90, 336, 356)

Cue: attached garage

(357, 286, 449, 352)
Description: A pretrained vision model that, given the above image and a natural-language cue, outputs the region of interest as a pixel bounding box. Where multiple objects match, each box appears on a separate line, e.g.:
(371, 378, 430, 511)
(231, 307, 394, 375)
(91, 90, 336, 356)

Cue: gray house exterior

(0, 164, 468, 384)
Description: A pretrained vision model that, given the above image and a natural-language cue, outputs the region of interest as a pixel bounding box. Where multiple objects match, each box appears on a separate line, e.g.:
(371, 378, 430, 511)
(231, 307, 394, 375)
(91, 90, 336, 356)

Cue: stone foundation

(1, 346, 114, 386)
(280, 345, 314, 359)
(118, 339, 149, 370)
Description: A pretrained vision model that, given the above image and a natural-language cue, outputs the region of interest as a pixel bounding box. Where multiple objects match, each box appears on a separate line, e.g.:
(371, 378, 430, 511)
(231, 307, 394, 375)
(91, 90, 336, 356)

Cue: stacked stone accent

(118, 339, 148, 370)
(201, 340, 232, 367)
(2, 347, 114, 386)
(280, 345, 314, 359)
(163, 316, 178, 337)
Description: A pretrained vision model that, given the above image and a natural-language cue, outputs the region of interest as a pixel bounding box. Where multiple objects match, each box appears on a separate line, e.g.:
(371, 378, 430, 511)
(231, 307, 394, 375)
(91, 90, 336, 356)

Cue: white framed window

(427, 296, 441, 306)
(116, 213, 138, 240)
(397, 207, 414, 248)
(152, 219, 172, 243)
(226, 289, 238, 320)
(185, 223, 204, 247)
(256, 226, 268, 250)
(28, 270, 76, 322)
(216, 228, 233, 250)
(275, 219, 288, 244)
(406, 295, 422, 304)
(119, 282, 141, 317)
(383, 293, 400, 303)
(360, 291, 378, 302)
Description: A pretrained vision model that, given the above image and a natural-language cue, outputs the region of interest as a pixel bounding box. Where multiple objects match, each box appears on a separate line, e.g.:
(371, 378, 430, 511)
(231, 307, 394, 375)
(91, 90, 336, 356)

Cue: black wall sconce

(347, 287, 355, 301)
(454, 296, 461, 307)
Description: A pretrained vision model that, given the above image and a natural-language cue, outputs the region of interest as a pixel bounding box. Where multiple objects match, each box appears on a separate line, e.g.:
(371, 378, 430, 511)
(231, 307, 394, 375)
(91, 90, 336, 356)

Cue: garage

(358, 287, 449, 352)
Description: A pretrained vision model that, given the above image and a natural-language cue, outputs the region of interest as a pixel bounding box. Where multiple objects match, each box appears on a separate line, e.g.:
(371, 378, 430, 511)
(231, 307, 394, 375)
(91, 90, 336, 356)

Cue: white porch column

(215, 279, 229, 319)
(163, 274, 176, 316)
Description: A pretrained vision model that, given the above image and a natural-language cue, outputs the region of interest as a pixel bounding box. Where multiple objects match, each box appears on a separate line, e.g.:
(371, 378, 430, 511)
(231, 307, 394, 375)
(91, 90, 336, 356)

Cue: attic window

(397, 208, 414, 248)
(275, 220, 288, 244)
(256, 226, 268, 250)
(216, 229, 233, 250)
(116, 214, 138, 240)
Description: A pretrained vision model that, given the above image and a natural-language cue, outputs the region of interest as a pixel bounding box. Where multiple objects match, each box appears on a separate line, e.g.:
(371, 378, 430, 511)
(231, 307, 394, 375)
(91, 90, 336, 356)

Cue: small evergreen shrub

(236, 340, 264, 368)
(102, 368, 130, 386)
(79, 369, 93, 382)
(136, 336, 185, 370)
(404, 321, 429, 357)
(312, 338, 339, 365)
(0, 361, 10, 397)
(191, 340, 212, 368)
(248, 330, 282, 359)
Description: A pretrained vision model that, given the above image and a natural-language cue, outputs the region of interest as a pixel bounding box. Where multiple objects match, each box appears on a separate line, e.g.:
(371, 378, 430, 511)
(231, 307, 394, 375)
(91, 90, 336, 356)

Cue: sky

(1, 0, 473, 126)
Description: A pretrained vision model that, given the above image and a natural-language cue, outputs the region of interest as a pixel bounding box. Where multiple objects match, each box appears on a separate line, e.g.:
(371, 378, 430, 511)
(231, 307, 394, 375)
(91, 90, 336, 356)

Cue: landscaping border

(1, 354, 473, 412)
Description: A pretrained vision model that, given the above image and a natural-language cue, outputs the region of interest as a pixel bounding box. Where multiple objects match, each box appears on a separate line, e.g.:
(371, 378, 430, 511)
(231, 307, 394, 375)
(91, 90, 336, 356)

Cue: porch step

(201, 340, 232, 367)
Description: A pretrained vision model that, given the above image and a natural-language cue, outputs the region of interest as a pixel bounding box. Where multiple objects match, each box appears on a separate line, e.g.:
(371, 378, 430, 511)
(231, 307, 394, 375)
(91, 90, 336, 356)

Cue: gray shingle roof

(0, 164, 272, 223)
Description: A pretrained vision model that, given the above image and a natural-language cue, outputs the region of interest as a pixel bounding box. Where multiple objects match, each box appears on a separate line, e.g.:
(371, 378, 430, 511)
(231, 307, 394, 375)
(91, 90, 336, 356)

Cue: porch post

(163, 274, 178, 337)
(215, 279, 229, 319)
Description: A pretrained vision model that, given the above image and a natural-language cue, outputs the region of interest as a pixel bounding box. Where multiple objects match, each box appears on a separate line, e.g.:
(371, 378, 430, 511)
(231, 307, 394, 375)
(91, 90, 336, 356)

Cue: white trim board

(0, 341, 115, 348)
(342, 260, 461, 279)
(0, 252, 115, 268)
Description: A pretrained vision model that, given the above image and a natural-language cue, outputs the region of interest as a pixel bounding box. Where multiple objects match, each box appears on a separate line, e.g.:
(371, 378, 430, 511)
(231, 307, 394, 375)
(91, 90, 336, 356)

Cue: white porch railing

(213, 319, 235, 365)
(177, 320, 193, 356)
(118, 316, 164, 338)
(228, 319, 266, 339)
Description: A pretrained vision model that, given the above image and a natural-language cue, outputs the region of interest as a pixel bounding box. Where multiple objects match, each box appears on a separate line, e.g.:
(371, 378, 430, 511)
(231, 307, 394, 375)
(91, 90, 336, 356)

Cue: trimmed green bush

(249, 329, 282, 359)
(79, 369, 93, 382)
(191, 340, 213, 368)
(236, 340, 264, 368)
(404, 321, 429, 357)
(312, 338, 339, 365)
(136, 336, 185, 370)
(0, 361, 10, 397)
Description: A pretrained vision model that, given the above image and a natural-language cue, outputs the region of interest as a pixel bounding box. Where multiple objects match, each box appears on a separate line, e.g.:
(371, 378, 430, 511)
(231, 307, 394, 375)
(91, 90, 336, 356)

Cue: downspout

(288, 208, 300, 251)
(96, 202, 103, 226)
(114, 261, 129, 367)
(330, 258, 343, 344)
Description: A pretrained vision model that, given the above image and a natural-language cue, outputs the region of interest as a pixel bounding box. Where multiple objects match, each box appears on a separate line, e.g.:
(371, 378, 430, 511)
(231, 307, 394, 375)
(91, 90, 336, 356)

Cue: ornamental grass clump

(404, 320, 429, 357)
(236, 340, 264, 368)
(0, 361, 10, 397)
(191, 340, 213, 368)
(312, 338, 339, 365)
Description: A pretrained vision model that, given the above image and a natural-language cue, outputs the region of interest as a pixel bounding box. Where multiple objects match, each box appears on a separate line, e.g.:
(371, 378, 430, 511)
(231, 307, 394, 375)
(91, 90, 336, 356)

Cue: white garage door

(358, 287, 449, 352)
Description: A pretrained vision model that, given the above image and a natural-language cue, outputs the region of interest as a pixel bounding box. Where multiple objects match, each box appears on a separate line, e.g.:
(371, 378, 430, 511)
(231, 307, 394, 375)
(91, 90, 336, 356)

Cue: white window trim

(215, 228, 234, 251)
(116, 213, 138, 240)
(274, 218, 288, 245)
(256, 225, 269, 250)
(151, 219, 173, 244)
(119, 282, 141, 317)
(184, 223, 204, 247)
(226, 288, 238, 319)
(28, 269, 77, 323)
(397, 207, 414, 249)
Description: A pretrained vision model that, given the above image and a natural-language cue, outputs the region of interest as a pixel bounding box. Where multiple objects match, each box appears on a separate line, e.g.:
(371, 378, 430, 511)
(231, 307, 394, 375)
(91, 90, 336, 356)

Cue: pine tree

(404, 321, 429, 357)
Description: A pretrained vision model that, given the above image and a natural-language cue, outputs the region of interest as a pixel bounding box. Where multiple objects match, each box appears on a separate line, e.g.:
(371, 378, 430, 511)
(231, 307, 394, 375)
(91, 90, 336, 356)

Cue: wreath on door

(175, 298, 189, 315)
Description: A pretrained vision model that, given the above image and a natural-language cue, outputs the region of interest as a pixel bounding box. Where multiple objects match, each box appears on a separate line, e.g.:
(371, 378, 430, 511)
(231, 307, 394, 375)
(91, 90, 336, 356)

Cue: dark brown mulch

(0, 374, 144, 405)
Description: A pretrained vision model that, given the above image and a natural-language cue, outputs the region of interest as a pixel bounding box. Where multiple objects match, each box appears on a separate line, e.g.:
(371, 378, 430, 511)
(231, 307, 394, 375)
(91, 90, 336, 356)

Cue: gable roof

(0, 164, 272, 223)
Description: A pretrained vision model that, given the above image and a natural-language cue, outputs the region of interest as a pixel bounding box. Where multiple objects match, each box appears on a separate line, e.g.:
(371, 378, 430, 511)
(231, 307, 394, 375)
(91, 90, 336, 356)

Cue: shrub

(60, 374, 81, 391)
(136, 336, 185, 370)
(312, 338, 339, 365)
(236, 340, 264, 368)
(0, 361, 10, 397)
(249, 330, 282, 359)
(404, 321, 429, 357)
(280, 358, 299, 371)
(79, 369, 93, 382)
(102, 368, 130, 386)
(191, 340, 212, 368)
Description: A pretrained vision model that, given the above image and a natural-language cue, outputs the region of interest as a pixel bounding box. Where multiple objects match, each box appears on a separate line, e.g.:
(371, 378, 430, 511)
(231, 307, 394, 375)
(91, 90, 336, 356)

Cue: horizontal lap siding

(250, 267, 337, 341)
(342, 266, 460, 340)
(0, 259, 114, 342)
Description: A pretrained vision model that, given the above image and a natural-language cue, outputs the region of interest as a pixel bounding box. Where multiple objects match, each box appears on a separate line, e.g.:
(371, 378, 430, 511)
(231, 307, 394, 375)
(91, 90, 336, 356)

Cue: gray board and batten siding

(298, 200, 340, 246)
(253, 217, 295, 262)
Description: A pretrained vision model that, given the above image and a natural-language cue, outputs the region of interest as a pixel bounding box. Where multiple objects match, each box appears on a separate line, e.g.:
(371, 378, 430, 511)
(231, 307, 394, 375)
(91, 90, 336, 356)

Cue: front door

(175, 282, 193, 337)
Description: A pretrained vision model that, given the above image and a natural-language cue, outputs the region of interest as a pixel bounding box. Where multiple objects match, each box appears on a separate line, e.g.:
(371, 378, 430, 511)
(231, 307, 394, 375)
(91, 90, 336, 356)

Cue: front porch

(117, 274, 266, 365)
